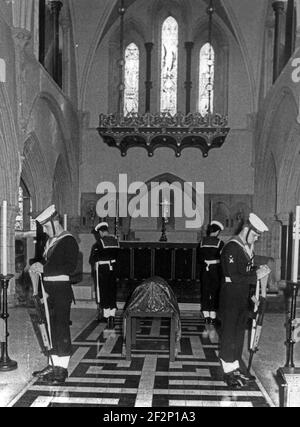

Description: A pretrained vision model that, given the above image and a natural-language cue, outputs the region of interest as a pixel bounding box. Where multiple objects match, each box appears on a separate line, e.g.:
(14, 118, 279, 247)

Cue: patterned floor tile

(10, 313, 273, 407)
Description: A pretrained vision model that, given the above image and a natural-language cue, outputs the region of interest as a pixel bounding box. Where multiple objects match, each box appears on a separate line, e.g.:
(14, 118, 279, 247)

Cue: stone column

(285, 0, 296, 65)
(272, 1, 285, 83)
(184, 42, 194, 114)
(145, 42, 154, 113)
(60, 14, 71, 95)
(49, 0, 63, 85)
(277, 212, 293, 284)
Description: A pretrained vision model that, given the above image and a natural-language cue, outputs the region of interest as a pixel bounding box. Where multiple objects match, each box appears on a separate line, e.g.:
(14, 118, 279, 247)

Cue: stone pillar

(184, 42, 194, 114)
(60, 14, 71, 95)
(144, 42, 154, 113)
(272, 1, 285, 83)
(277, 212, 293, 285)
(285, 0, 296, 65)
(49, 0, 63, 85)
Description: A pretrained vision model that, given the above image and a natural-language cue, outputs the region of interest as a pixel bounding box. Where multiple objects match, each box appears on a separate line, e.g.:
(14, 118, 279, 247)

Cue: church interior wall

(79, 0, 256, 255)
(0, 0, 299, 298)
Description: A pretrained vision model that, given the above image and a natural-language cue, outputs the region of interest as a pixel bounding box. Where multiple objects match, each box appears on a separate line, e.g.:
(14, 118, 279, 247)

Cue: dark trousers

(200, 266, 222, 312)
(219, 282, 249, 364)
(44, 282, 73, 357)
(97, 265, 117, 310)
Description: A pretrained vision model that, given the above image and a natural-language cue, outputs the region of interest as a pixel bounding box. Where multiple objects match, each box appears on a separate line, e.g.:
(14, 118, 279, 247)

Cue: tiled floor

(8, 313, 273, 408)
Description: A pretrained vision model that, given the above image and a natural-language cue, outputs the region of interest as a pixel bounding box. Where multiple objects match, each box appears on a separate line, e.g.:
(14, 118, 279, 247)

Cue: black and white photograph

(0, 0, 299, 410)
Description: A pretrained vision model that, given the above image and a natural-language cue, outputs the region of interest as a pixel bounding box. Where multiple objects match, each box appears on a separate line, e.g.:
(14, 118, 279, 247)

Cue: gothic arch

(52, 154, 74, 215)
(77, 0, 118, 108)
(128, 172, 202, 231)
(108, 17, 147, 113)
(30, 91, 72, 142)
(148, 0, 190, 41)
(28, 91, 78, 198)
(220, 1, 267, 113)
(277, 128, 300, 212)
(257, 87, 297, 165)
(255, 151, 277, 217)
(22, 132, 52, 211)
(191, 18, 230, 115)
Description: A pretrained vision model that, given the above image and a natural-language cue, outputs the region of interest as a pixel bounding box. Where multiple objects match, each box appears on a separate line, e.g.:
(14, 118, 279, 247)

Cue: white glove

(256, 264, 271, 280)
(29, 262, 44, 274)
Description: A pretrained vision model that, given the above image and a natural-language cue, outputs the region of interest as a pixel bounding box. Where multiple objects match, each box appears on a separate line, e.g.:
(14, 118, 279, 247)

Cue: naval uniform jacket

(42, 231, 79, 356)
(219, 236, 258, 364)
(89, 235, 120, 308)
(198, 236, 224, 312)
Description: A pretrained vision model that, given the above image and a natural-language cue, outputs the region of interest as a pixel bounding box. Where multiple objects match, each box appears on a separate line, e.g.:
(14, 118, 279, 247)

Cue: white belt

(225, 277, 232, 283)
(96, 260, 116, 271)
(204, 259, 220, 271)
(43, 275, 70, 282)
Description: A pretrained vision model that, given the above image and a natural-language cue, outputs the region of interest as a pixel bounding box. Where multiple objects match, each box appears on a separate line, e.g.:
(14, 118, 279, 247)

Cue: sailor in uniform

(219, 213, 270, 388)
(198, 220, 224, 324)
(29, 205, 79, 384)
(89, 222, 120, 329)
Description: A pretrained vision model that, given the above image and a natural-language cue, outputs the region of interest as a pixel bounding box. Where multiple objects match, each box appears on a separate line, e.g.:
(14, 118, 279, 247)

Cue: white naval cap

(34, 204, 58, 225)
(95, 222, 109, 232)
(210, 220, 224, 231)
(248, 213, 269, 234)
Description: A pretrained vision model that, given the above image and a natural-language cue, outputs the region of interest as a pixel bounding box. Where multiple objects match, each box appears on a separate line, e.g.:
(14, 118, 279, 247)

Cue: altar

(116, 241, 199, 282)
(114, 241, 200, 303)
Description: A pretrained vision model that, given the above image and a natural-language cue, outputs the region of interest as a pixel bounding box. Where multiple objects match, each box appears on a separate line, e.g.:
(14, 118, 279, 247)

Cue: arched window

(124, 43, 140, 115)
(160, 16, 178, 115)
(198, 43, 215, 115)
(15, 181, 36, 231)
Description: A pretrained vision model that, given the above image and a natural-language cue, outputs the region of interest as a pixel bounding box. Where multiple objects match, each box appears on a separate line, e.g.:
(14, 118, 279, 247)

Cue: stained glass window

(199, 43, 215, 115)
(124, 43, 140, 115)
(15, 183, 36, 231)
(15, 186, 24, 231)
(160, 17, 178, 115)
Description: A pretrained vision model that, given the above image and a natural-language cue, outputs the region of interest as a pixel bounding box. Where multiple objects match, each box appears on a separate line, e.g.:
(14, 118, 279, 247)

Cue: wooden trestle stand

(0, 274, 18, 371)
(277, 281, 300, 407)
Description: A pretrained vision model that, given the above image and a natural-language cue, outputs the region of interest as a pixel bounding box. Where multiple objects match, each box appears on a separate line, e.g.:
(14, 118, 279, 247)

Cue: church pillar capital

(60, 16, 71, 33)
(12, 28, 32, 51)
(275, 212, 291, 225)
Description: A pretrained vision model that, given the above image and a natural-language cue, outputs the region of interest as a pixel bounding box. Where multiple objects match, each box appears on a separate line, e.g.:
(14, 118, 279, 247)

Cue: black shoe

(40, 366, 68, 384)
(32, 365, 54, 378)
(52, 367, 68, 384)
(223, 371, 244, 389)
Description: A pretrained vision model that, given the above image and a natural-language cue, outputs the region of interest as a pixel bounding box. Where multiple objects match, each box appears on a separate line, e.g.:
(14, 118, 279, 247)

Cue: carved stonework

(12, 28, 32, 134)
(98, 111, 230, 158)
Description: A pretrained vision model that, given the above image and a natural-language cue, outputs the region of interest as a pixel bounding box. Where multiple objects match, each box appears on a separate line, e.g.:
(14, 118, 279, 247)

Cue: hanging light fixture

(98, 0, 229, 158)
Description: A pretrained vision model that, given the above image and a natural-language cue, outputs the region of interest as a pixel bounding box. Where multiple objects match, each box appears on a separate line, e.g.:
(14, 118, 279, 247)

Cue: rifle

(32, 295, 52, 354)
(29, 271, 53, 364)
(247, 273, 269, 372)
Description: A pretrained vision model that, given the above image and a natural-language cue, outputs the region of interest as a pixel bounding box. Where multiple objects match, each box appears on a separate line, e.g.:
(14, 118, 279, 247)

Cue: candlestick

(0, 274, 17, 371)
(1, 201, 7, 276)
(63, 214, 67, 231)
(292, 206, 300, 283)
